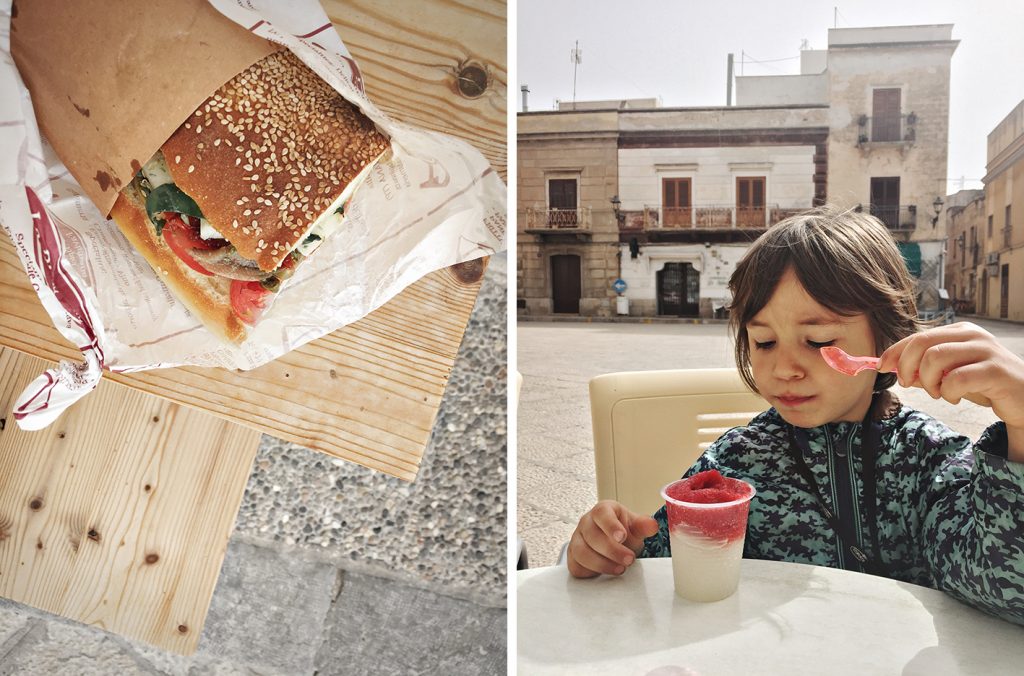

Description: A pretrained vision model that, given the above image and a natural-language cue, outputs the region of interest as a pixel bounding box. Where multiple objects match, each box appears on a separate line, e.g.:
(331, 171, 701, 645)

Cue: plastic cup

(660, 476, 755, 602)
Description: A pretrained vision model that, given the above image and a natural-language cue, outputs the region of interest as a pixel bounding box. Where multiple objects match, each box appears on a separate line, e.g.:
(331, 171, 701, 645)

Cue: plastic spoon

(820, 346, 991, 406)
(820, 346, 888, 376)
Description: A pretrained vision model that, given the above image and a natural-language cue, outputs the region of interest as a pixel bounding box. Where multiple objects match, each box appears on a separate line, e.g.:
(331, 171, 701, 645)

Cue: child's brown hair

(728, 206, 923, 393)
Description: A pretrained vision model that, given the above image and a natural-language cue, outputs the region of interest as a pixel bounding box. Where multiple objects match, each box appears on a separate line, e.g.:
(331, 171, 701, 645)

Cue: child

(567, 207, 1024, 625)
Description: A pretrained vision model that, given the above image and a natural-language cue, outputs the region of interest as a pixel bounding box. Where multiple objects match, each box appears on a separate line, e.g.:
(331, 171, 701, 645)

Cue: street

(517, 318, 1024, 567)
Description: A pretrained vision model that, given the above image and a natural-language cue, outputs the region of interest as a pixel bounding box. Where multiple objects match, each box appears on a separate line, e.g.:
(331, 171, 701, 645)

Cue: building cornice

(517, 104, 829, 117)
(828, 39, 959, 51)
(983, 135, 1024, 184)
(619, 127, 830, 148)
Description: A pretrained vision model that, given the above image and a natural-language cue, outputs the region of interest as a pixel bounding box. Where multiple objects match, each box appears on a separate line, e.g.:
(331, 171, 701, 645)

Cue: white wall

(617, 146, 816, 212)
(735, 73, 827, 106)
(618, 243, 750, 308)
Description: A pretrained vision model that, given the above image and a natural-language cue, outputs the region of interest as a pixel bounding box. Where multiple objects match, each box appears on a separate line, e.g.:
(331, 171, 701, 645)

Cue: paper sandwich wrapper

(0, 0, 506, 430)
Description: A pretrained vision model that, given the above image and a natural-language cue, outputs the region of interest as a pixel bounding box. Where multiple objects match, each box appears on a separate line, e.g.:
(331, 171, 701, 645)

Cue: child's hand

(567, 500, 659, 578)
(878, 322, 1024, 454)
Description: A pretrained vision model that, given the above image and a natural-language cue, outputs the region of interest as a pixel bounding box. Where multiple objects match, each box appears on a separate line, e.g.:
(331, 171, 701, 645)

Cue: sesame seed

(175, 155, 181, 164)
(188, 165, 195, 173)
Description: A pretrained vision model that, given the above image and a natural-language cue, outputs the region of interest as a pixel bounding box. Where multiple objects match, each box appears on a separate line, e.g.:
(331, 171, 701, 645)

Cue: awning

(898, 242, 922, 278)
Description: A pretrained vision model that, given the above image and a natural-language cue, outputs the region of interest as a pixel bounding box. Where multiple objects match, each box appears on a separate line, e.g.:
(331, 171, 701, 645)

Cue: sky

(517, 0, 1024, 192)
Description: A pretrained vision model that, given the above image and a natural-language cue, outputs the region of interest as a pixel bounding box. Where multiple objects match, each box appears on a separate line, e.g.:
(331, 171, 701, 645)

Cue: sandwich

(111, 49, 390, 343)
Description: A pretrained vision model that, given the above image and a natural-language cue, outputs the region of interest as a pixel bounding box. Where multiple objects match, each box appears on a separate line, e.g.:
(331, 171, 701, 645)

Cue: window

(736, 177, 766, 227)
(547, 178, 578, 227)
(970, 226, 978, 266)
(872, 88, 901, 142)
(988, 214, 994, 238)
(869, 177, 901, 229)
(662, 178, 692, 227)
(1006, 205, 1013, 247)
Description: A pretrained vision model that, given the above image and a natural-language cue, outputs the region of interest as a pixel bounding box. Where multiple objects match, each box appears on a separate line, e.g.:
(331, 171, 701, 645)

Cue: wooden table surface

(0, 0, 507, 481)
(0, 1, 506, 654)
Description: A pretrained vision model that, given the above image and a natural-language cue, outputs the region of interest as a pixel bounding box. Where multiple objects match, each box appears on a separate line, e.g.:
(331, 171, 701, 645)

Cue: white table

(517, 558, 1024, 675)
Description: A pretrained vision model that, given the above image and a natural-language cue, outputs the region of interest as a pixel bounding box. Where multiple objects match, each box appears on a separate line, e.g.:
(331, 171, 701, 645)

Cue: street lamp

(610, 195, 623, 227)
(931, 196, 944, 227)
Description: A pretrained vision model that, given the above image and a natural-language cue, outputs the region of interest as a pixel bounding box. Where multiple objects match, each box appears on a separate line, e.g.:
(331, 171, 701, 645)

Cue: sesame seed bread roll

(161, 50, 390, 272)
(111, 49, 390, 343)
(110, 186, 247, 344)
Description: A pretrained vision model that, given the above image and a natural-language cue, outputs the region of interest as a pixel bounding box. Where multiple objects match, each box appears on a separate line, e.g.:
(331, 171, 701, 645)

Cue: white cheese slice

(288, 154, 382, 260)
(199, 219, 225, 240)
(140, 152, 174, 189)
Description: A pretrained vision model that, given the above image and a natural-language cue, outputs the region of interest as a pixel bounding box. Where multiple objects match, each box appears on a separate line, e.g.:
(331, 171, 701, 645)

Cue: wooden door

(736, 177, 765, 227)
(872, 88, 901, 142)
(551, 254, 581, 314)
(662, 178, 692, 227)
(870, 177, 900, 229)
(548, 179, 578, 227)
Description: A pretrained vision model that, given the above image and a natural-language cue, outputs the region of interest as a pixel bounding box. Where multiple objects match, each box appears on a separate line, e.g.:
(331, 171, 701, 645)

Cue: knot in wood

(456, 63, 488, 99)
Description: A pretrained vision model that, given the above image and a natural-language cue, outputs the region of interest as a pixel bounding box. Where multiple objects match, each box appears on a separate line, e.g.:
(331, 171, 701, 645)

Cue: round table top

(517, 558, 1023, 675)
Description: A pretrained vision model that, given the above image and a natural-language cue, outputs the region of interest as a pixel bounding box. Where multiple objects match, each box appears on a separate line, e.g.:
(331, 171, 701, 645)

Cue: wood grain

(326, 0, 507, 180)
(0, 0, 504, 481)
(0, 348, 260, 654)
(0, 240, 485, 481)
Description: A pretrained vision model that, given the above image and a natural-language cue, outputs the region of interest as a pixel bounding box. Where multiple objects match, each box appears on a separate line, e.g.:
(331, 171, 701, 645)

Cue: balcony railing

(864, 204, 917, 231)
(642, 204, 810, 230)
(525, 207, 592, 231)
(857, 113, 917, 145)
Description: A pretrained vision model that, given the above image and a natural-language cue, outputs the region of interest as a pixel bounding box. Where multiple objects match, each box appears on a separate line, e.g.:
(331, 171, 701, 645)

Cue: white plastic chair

(588, 368, 769, 516)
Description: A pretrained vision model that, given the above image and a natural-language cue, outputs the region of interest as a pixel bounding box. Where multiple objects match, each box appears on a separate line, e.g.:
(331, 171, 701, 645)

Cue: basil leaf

(146, 183, 204, 236)
(302, 233, 322, 246)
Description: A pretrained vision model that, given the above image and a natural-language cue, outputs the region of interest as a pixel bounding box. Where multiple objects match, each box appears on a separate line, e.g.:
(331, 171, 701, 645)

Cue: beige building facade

(518, 25, 959, 318)
(980, 100, 1024, 321)
(945, 189, 986, 313)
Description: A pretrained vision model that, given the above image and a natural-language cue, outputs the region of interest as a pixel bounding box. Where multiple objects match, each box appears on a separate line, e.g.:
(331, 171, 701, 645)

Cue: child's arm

(903, 416, 1024, 625)
(878, 322, 1024, 461)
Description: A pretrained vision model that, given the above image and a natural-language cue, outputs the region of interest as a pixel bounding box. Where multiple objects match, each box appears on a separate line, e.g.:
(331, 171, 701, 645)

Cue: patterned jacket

(639, 404, 1024, 625)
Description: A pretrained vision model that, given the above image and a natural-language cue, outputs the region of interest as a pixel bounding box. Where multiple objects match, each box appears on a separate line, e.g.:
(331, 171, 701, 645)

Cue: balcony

(857, 113, 917, 146)
(525, 207, 593, 232)
(642, 204, 810, 230)
(863, 204, 918, 232)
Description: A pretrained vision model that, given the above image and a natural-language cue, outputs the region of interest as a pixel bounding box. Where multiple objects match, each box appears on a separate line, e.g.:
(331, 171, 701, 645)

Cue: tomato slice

(230, 280, 271, 326)
(162, 214, 215, 276)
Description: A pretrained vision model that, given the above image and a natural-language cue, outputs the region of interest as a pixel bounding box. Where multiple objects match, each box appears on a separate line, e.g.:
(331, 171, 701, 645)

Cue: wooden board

(0, 241, 486, 481)
(0, 348, 261, 654)
(328, 0, 507, 180)
(0, 1, 507, 480)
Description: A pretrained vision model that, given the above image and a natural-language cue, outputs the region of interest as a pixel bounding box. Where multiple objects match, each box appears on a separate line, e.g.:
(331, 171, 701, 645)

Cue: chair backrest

(589, 368, 769, 516)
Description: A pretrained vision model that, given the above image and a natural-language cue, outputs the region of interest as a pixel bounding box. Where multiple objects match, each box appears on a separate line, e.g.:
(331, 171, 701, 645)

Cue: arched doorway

(550, 254, 581, 314)
(657, 262, 700, 316)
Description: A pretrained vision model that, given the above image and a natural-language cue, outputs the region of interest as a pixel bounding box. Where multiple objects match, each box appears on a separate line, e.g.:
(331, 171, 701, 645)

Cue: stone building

(982, 100, 1024, 321)
(944, 189, 986, 314)
(518, 25, 958, 318)
(945, 100, 1024, 322)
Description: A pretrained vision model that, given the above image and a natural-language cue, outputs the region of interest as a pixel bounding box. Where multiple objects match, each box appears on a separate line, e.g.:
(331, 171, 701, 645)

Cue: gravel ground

(235, 253, 508, 605)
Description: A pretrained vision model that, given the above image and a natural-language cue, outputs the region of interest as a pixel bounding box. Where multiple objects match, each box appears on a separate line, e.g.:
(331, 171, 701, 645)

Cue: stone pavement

(0, 254, 507, 675)
(518, 318, 1024, 568)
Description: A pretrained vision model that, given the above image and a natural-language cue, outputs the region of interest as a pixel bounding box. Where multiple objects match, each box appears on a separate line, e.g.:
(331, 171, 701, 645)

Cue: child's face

(746, 267, 877, 427)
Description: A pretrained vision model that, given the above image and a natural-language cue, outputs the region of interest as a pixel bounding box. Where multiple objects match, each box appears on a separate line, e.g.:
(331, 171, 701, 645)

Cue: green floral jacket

(640, 405, 1024, 626)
